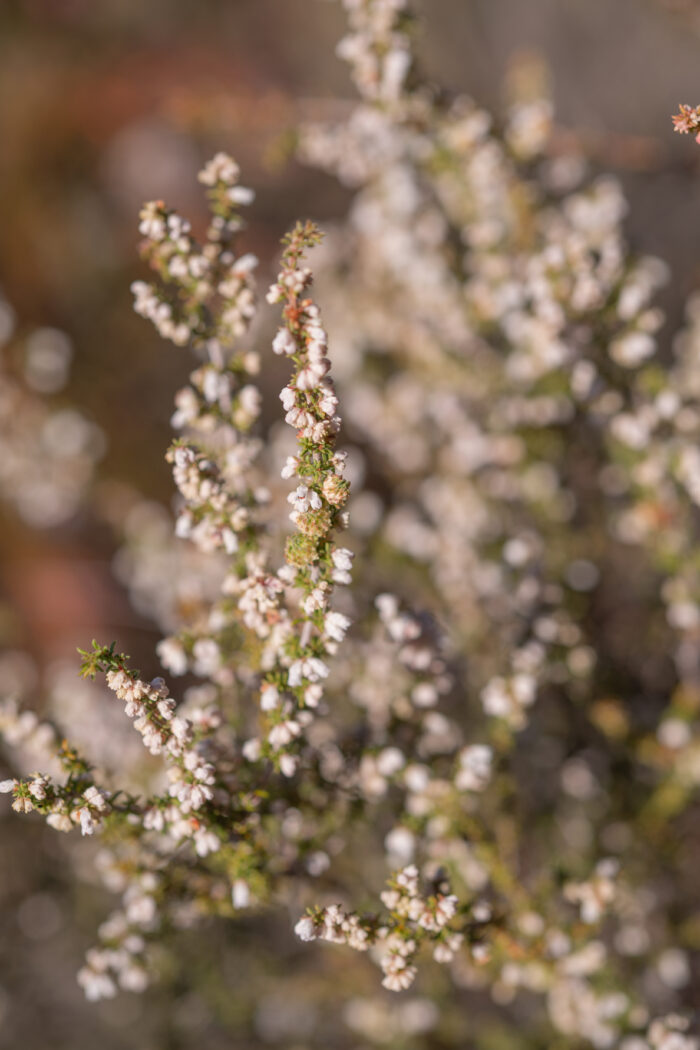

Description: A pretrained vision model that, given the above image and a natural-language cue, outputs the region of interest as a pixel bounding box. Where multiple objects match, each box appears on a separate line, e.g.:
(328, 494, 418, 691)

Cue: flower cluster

(672, 103, 700, 140)
(336, 0, 416, 106)
(0, 742, 111, 836)
(295, 865, 462, 991)
(132, 153, 257, 349)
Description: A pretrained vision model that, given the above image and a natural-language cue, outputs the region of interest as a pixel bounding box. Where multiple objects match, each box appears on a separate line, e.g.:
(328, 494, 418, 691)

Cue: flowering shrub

(2, 1, 700, 1047)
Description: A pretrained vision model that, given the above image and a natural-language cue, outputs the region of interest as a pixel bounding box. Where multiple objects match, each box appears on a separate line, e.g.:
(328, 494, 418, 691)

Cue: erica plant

(2, 3, 700, 1049)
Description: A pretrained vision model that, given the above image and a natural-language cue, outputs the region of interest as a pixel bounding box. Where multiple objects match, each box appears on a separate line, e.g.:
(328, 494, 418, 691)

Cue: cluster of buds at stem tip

(132, 152, 257, 349)
(672, 104, 700, 142)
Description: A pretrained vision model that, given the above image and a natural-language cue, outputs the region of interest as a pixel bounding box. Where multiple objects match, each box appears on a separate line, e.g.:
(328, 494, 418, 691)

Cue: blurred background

(2, 0, 700, 1046)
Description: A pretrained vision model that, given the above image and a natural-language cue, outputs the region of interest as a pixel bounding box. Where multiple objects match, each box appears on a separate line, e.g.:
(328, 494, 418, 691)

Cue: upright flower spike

(246, 222, 352, 772)
(132, 154, 269, 679)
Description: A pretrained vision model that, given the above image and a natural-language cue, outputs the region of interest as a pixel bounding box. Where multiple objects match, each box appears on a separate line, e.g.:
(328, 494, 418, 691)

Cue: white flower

(84, 785, 108, 810)
(295, 916, 317, 942)
(281, 455, 299, 479)
(456, 745, 493, 792)
(385, 826, 415, 862)
(232, 880, 251, 909)
(273, 329, 297, 356)
(194, 828, 220, 857)
(382, 966, 417, 991)
(119, 966, 149, 993)
(79, 809, 96, 836)
(46, 812, 72, 833)
(228, 186, 255, 205)
(609, 331, 655, 368)
(260, 684, 280, 711)
(126, 894, 157, 927)
(305, 684, 323, 708)
(376, 747, 405, 777)
(308, 658, 329, 681)
(242, 738, 261, 762)
(411, 682, 438, 707)
(78, 966, 118, 1002)
(157, 637, 188, 676)
(332, 547, 354, 571)
(198, 152, 240, 187)
(192, 638, 220, 676)
(324, 611, 352, 642)
(268, 721, 301, 750)
(279, 753, 298, 777)
(233, 253, 258, 274)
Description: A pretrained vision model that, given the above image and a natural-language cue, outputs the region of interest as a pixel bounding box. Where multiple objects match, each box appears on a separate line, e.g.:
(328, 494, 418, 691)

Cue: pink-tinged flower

(672, 104, 700, 136)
